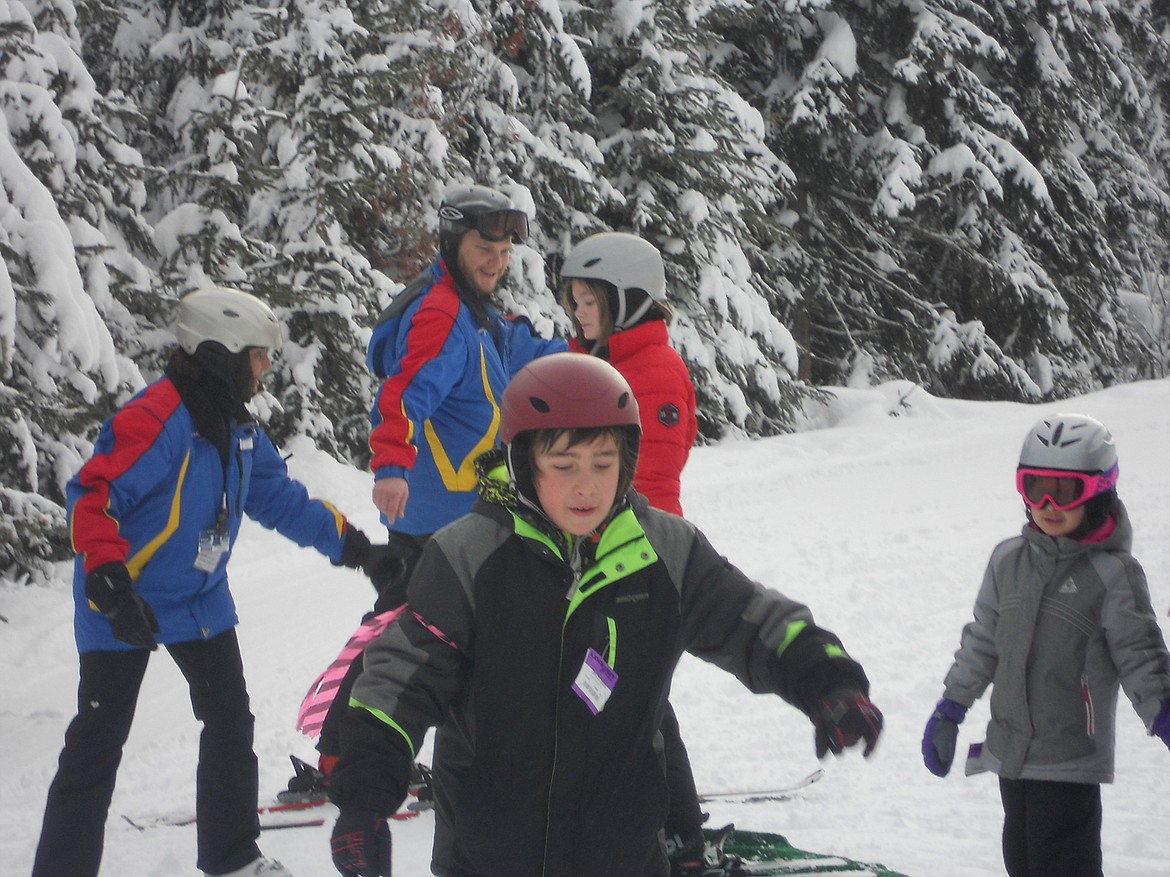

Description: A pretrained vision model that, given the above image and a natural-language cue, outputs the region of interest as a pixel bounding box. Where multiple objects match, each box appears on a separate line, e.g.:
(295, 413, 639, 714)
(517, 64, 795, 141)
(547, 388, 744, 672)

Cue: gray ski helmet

(561, 232, 667, 331)
(438, 184, 529, 262)
(1018, 413, 1117, 473)
(175, 287, 283, 354)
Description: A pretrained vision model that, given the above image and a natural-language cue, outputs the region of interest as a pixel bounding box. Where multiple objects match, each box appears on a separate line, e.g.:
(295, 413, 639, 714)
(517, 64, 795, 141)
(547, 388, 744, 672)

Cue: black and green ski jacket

(332, 458, 869, 877)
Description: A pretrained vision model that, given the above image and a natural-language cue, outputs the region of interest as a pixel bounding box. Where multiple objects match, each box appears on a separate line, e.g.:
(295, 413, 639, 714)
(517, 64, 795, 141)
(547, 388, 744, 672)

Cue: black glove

(363, 544, 410, 599)
(811, 689, 883, 758)
(85, 561, 160, 650)
(339, 526, 410, 606)
(331, 807, 392, 876)
(338, 526, 373, 570)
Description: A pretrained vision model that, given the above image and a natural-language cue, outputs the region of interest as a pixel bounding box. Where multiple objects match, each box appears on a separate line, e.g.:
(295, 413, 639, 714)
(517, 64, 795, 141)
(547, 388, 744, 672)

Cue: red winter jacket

(571, 320, 697, 514)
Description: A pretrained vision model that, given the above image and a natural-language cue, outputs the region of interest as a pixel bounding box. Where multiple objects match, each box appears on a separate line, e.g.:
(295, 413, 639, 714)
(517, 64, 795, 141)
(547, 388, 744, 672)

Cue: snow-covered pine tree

(1, 0, 154, 583)
(570, 0, 813, 437)
(74, 0, 462, 463)
(975, 0, 1170, 389)
(470, 0, 611, 337)
(710, 0, 1170, 398)
(708, 1, 1035, 396)
(238, 0, 453, 461)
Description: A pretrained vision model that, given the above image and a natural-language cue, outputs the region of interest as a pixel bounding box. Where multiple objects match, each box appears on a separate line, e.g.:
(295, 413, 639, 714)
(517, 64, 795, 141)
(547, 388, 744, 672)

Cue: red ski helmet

(500, 353, 642, 507)
(500, 352, 641, 443)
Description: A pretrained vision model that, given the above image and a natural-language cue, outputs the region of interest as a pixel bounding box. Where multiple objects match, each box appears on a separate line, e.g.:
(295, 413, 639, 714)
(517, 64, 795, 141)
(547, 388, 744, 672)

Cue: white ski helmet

(1018, 413, 1117, 473)
(174, 287, 283, 355)
(561, 232, 667, 331)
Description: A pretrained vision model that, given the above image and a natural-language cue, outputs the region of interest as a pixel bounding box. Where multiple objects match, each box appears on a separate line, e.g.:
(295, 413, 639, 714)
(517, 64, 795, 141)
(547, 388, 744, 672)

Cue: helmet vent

(1020, 414, 1115, 473)
(223, 308, 240, 318)
(583, 257, 602, 268)
(1042, 421, 1085, 448)
(529, 396, 551, 413)
(617, 392, 630, 409)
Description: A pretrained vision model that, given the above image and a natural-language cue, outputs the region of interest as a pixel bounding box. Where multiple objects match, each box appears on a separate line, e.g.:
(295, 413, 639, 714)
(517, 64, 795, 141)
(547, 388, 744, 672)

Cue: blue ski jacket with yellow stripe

(367, 259, 566, 535)
(67, 377, 352, 653)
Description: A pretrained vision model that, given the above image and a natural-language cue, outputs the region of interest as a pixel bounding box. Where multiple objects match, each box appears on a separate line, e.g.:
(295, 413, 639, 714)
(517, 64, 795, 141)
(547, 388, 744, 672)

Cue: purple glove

(1153, 700, 1170, 751)
(331, 807, 392, 876)
(922, 698, 968, 777)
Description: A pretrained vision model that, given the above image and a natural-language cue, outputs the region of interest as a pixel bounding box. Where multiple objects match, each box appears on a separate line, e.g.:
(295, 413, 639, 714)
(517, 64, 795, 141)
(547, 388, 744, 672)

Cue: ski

(122, 811, 330, 832)
(278, 753, 434, 813)
(706, 825, 908, 876)
(258, 817, 326, 830)
(124, 797, 419, 832)
(697, 768, 825, 804)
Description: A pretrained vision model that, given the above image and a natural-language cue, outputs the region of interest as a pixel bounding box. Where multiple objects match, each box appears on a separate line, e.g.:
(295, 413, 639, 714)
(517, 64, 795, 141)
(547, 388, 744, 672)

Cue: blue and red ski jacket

(366, 258, 566, 534)
(68, 377, 352, 653)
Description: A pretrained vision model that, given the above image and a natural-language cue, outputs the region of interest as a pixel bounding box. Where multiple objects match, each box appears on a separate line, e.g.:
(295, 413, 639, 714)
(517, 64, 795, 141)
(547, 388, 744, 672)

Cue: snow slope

(2, 378, 1168, 877)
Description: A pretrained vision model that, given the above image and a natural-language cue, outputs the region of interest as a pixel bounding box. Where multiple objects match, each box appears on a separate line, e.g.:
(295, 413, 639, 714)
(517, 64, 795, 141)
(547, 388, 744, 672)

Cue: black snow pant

(999, 777, 1103, 877)
(32, 629, 261, 877)
(661, 701, 705, 852)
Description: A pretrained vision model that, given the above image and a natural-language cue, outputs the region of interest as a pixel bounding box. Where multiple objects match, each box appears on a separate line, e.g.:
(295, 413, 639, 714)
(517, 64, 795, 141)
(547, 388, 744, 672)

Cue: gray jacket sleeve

(942, 542, 1010, 707)
(1097, 552, 1170, 729)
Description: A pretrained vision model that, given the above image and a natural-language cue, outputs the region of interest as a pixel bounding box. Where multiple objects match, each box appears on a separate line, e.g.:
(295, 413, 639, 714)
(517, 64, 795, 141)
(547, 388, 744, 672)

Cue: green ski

(705, 825, 910, 876)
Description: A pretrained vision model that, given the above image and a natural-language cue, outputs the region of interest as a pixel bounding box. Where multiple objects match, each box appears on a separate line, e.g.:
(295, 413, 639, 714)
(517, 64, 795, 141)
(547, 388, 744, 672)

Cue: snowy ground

(2, 378, 1168, 877)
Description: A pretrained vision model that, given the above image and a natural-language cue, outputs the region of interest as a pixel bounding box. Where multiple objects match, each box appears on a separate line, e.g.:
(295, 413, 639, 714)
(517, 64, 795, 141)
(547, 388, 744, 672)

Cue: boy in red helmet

(329, 353, 883, 877)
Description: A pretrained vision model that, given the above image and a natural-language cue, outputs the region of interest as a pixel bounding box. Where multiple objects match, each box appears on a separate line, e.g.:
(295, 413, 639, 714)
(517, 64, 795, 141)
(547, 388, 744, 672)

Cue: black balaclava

(165, 342, 253, 466)
(604, 283, 655, 333)
(1074, 490, 1117, 538)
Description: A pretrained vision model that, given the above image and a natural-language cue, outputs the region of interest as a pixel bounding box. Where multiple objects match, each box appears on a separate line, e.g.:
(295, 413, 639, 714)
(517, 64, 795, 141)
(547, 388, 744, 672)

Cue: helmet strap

(611, 287, 654, 331)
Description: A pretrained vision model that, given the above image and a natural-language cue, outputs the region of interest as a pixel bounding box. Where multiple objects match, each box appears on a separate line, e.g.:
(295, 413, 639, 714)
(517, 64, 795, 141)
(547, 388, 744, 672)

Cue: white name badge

(571, 647, 618, 715)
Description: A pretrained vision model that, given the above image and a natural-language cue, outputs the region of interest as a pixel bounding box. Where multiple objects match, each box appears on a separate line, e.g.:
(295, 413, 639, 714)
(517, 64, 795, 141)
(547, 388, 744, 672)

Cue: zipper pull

(565, 569, 580, 601)
(566, 539, 583, 600)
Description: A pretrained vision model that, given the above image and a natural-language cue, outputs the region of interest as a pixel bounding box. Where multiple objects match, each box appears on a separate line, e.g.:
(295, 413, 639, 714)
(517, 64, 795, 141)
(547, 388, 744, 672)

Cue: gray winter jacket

(942, 500, 1170, 783)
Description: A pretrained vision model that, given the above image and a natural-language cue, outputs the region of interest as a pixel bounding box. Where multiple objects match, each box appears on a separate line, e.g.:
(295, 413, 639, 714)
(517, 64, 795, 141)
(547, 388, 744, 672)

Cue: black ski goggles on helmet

(472, 209, 529, 244)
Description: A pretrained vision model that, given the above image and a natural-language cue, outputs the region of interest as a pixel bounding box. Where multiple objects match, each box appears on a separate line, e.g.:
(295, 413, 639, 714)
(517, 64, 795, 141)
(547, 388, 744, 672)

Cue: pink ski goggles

(1015, 464, 1118, 511)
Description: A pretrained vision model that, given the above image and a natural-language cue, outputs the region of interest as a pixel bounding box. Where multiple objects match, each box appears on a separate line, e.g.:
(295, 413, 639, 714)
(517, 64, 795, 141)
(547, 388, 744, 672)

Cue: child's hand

(332, 808, 392, 876)
(810, 690, 883, 758)
(922, 698, 968, 777)
(1154, 700, 1170, 751)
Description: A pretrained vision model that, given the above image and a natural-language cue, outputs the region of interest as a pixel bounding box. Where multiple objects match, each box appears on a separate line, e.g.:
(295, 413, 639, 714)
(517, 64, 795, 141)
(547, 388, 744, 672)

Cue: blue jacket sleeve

(243, 430, 349, 563)
(503, 315, 568, 377)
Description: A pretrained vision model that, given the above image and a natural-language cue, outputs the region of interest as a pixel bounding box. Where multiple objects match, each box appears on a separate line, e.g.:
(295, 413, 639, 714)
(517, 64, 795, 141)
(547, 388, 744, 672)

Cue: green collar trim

(565, 506, 657, 622)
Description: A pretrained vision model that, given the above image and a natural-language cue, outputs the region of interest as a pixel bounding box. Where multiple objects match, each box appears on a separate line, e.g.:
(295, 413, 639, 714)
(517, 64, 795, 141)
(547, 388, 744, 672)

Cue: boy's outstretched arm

(773, 620, 884, 758)
(666, 517, 884, 758)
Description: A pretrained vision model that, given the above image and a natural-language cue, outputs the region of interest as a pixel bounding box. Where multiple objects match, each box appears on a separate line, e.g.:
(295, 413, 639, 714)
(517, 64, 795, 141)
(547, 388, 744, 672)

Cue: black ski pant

(661, 701, 705, 850)
(999, 777, 1103, 877)
(32, 629, 261, 877)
